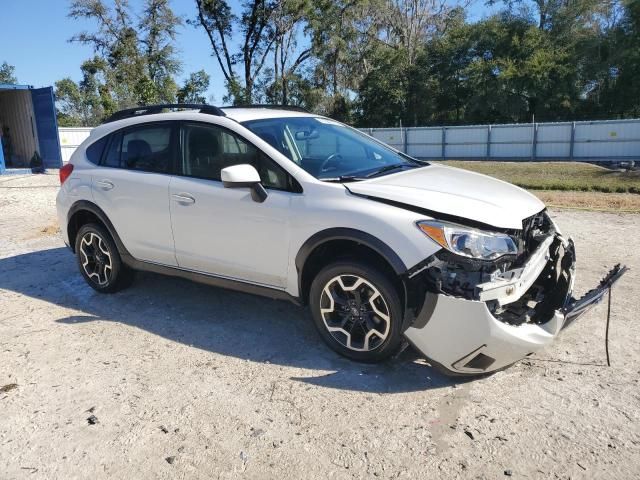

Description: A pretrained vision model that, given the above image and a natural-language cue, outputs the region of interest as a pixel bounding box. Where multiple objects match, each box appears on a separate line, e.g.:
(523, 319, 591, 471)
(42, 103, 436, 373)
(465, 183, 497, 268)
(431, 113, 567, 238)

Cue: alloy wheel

(319, 274, 391, 352)
(79, 232, 113, 286)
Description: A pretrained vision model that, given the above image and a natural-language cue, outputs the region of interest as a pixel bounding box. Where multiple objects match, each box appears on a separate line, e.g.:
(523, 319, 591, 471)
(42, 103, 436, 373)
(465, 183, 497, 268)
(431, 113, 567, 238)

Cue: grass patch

(438, 161, 640, 194)
(533, 191, 640, 213)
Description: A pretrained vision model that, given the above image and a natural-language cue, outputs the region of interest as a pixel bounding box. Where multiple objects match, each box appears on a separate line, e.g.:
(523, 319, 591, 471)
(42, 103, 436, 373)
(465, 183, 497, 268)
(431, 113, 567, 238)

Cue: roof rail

(222, 104, 310, 113)
(103, 103, 226, 124)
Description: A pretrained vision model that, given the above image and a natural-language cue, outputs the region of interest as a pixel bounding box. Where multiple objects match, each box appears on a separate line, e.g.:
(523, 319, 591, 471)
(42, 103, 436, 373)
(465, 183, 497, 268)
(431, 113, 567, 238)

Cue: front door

(169, 121, 296, 287)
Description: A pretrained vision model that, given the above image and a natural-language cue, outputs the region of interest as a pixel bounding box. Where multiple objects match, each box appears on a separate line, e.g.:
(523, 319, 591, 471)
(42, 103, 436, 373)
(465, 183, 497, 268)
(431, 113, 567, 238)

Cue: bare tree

(378, 0, 472, 64)
(194, 0, 276, 103)
(271, 0, 311, 104)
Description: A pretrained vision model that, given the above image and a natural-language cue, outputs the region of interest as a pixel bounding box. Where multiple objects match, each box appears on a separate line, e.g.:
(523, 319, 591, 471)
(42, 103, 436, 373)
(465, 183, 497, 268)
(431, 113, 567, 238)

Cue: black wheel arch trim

(295, 228, 423, 327)
(67, 200, 132, 257)
(295, 227, 408, 278)
(295, 228, 430, 332)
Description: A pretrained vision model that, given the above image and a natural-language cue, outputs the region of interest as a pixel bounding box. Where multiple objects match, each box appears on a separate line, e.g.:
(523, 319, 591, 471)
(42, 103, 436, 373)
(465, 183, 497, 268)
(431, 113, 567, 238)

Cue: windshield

(241, 116, 425, 181)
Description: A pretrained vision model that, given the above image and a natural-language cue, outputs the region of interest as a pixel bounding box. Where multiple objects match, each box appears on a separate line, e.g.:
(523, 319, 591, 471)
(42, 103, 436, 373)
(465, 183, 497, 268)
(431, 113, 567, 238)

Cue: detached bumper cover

(404, 235, 627, 375)
(562, 264, 628, 329)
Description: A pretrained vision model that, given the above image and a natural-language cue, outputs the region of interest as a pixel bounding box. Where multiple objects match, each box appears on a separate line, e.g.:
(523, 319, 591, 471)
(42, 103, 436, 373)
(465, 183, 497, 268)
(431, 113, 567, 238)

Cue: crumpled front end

(403, 211, 625, 375)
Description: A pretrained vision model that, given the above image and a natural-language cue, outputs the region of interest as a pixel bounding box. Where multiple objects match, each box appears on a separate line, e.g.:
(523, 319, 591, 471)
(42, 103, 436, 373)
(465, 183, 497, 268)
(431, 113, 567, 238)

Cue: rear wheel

(309, 261, 404, 362)
(75, 223, 134, 293)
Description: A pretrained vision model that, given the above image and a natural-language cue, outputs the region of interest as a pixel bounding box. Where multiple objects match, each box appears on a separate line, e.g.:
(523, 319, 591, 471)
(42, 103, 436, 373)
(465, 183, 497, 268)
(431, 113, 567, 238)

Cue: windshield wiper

(365, 163, 418, 178)
(320, 175, 364, 183)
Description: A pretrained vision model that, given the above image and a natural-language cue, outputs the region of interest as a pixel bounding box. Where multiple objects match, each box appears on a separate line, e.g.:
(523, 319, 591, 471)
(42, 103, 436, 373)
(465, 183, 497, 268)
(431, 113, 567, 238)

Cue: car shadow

(0, 247, 469, 393)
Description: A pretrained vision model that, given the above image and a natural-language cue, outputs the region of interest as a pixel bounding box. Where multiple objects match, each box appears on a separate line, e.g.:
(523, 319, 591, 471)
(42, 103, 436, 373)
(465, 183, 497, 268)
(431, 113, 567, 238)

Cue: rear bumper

(404, 234, 627, 375)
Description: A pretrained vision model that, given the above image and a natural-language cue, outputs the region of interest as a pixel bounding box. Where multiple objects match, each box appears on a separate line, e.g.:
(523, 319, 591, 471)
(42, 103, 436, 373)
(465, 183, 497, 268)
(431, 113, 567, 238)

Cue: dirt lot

(1, 173, 639, 479)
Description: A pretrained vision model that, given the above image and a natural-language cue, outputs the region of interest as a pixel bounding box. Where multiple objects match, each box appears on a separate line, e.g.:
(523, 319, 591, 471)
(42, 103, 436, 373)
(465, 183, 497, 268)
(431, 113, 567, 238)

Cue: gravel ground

(1, 174, 639, 479)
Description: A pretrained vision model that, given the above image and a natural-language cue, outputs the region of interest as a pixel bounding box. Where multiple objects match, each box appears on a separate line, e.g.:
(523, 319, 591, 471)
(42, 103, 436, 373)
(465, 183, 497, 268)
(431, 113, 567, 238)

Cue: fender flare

(295, 227, 408, 276)
(294, 228, 428, 331)
(295, 228, 408, 300)
(67, 200, 131, 258)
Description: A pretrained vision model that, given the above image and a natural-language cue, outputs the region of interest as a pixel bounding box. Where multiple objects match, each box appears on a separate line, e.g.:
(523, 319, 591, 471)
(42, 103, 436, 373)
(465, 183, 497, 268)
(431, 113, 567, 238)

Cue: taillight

(60, 164, 74, 185)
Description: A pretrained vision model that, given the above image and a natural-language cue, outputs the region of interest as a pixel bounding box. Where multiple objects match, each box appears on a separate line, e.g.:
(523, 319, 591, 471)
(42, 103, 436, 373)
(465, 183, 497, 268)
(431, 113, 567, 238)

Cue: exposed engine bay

(489, 237, 574, 325)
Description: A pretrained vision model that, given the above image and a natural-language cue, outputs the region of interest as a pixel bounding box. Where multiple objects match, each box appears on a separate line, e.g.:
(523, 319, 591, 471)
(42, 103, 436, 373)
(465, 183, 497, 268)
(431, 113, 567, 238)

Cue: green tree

(0, 62, 17, 84)
(66, 0, 182, 117)
(55, 57, 109, 126)
(578, 0, 640, 117)
(139, 0, 182, 103)
(464, 15, 578, 122)
(177, 70, 211, 103)
(356, 48, 411, 126)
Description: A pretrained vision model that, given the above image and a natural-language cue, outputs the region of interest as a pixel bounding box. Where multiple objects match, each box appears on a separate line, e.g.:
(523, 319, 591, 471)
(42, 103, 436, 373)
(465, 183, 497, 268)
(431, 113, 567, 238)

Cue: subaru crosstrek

(56, 104, 626, 375)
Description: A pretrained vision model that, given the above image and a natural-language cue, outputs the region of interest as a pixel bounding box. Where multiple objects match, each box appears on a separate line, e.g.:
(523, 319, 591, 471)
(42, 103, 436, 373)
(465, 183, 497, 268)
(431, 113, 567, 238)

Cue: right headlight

(417, 220, 518, 260)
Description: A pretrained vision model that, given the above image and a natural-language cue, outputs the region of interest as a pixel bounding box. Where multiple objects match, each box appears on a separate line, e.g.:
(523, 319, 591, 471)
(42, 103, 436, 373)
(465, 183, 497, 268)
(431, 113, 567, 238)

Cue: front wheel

(75, 223, 134, 293)
(309, 261, 404, 362)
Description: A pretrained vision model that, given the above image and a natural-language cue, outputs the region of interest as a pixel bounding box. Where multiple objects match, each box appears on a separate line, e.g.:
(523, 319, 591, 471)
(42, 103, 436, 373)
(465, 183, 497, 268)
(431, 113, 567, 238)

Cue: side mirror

(221, 164, 268, 203)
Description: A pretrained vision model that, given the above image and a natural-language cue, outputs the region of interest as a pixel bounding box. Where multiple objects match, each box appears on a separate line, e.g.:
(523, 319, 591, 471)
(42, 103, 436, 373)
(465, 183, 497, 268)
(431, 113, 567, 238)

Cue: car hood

(345, 164, 545, 229)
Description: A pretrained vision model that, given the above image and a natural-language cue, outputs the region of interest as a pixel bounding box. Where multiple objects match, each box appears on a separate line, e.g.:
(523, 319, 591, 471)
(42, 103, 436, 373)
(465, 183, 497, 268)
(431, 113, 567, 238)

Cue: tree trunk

(282, 74, 288, 105)
(245, 59, 253, 103)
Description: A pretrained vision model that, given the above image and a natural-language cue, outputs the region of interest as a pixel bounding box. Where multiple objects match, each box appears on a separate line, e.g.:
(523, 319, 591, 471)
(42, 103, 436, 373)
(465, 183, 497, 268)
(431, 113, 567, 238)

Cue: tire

(74, 223, 134, 293)
(309, 261, 404, 363)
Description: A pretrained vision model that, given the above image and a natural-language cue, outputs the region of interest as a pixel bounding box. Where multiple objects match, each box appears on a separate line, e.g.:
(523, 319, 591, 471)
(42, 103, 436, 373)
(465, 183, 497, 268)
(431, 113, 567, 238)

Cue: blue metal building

(0, 84, 62, 173)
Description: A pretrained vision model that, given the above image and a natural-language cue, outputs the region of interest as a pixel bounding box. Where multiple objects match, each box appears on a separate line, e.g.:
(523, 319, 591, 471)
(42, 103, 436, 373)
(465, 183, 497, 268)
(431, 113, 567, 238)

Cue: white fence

(58, 127, 92, 163)
(59, 119, 640, 164)
(363, 119, 640, 161)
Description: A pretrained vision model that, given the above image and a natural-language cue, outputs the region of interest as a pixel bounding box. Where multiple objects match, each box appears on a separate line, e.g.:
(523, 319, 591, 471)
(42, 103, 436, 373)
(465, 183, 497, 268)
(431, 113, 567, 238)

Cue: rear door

(30, 87, 62, 168)
(91, 122, 177, 266)
(169, 121, 296, 287)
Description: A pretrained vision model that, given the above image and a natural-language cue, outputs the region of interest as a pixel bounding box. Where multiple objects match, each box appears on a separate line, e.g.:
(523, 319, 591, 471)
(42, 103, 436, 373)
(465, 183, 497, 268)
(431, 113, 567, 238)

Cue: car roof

(89, 107, 319, 139)
(220, 107, 317, 122)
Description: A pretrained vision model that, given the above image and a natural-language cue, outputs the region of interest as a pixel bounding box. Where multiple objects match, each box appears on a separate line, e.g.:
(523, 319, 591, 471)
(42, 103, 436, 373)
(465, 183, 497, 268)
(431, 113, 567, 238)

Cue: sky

(0, 0, 497, 102)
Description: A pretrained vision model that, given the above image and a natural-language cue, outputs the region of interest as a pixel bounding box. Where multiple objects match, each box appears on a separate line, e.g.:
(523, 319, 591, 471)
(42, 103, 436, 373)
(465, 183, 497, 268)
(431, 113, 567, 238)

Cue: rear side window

(102, 133, 122, 168)
(85, 136, 107, 165)
(121, 126, 172, 173)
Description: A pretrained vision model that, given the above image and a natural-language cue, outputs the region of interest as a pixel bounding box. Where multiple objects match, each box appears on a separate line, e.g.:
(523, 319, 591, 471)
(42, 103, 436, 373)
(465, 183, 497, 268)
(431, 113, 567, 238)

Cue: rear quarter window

(85, 136, 108, 165)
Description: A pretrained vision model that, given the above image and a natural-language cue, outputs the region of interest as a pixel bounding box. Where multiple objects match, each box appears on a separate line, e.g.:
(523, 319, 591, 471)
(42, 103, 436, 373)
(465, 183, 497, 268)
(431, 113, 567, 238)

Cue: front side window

(102, 132, 122, 168)
(242, 116, 425, 181)
(180, 122, 293, 191)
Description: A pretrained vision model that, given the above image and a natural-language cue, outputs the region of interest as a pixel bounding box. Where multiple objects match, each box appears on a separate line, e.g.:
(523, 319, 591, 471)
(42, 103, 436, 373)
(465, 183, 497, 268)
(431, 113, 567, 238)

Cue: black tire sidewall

(309, 261, 404, 363)
(75, 223, 127, 293)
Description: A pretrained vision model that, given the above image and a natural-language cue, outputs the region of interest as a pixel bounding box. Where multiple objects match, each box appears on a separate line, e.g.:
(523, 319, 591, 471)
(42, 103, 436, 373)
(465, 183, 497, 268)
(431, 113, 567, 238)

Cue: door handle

(172, 193, 196, 205)
(96, 180, 114, 190)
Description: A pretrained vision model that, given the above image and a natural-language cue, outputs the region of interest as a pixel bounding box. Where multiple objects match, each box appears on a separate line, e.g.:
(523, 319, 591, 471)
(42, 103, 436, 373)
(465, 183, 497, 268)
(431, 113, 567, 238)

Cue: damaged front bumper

(404, 232, 627, 375)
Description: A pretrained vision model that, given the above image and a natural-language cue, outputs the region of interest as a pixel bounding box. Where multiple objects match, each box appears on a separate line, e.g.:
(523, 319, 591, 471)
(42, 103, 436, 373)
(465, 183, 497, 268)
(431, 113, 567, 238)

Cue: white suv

(56, 104, 626, 375)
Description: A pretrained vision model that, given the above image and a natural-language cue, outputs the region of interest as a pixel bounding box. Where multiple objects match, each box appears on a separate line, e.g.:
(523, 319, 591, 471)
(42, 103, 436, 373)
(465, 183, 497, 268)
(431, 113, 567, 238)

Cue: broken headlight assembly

(417, 220, 518, 260)
(411, 214, 564, 326)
